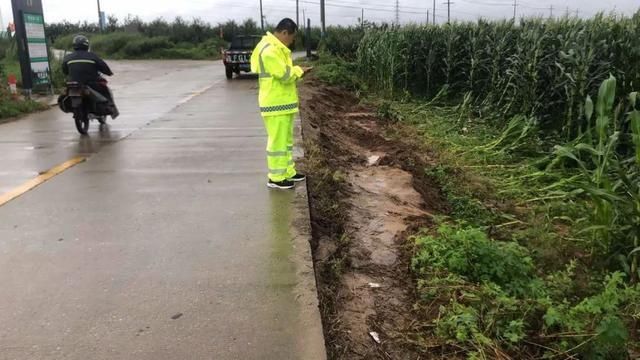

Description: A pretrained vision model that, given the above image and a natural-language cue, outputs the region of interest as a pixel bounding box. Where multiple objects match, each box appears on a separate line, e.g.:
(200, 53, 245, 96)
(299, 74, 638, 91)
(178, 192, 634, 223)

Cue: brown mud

(300, 79, 455, 359)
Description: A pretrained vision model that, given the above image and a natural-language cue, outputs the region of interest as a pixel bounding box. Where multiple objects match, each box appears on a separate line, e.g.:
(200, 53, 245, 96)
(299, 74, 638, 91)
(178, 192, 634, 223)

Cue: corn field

(357, 12, 640, 139)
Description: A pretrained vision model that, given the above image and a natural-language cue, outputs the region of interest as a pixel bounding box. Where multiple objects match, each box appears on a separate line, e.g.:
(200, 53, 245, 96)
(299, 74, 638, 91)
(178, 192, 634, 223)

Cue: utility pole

(260, 0, 264, 31)
(512, 0, 517, 21)
(574, 9, 580, 17)
(427, 9, 430, 25)
(320, 0, 326, 36)
(296, 0, 300, 26)
(549, 4, 553, 18)
(361, 8, 365, 28)
(97, 0, 103, 31)
(433, 0, 436, 24)
(395, 0, 400, 24)
(306, 18, 312, 58)
(302, 9, 306, 30)
(565, 6, 570, 17)
(443, 0, 452, 24)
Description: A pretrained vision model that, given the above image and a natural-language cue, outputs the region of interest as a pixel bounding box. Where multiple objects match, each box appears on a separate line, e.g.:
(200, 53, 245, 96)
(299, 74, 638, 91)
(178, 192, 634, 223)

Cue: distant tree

(242, 19, 260, 35)
(220, 20, 239, 42)
(123, 15, 143, 33)
(106, 15, 120, 32)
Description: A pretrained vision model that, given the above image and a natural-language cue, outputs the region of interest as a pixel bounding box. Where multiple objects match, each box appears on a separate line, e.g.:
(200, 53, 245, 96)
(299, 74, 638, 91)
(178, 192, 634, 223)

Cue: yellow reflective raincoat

(250, 32, 305, 117)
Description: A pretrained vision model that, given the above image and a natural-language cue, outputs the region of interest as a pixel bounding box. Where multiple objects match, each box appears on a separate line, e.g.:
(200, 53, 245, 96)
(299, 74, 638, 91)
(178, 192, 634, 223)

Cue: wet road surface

(0, 60, 325, 360)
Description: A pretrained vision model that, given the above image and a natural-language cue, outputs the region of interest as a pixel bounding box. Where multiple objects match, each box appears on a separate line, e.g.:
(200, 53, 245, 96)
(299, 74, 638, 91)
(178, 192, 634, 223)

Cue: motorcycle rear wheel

(74, 108, 90, 135)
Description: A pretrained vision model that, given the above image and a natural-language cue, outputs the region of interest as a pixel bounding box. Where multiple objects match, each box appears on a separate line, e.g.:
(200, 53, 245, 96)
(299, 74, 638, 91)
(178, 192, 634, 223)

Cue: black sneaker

(289, 173, 307, 182)
(267, 179, 295, 189)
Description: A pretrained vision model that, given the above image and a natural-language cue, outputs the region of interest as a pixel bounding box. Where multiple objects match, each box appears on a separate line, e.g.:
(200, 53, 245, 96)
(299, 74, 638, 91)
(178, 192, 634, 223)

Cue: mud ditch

(300, 80, 452, 359)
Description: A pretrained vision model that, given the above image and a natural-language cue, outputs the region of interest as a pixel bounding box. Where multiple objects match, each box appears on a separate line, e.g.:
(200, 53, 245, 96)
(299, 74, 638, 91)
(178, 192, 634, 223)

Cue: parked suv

(223, 35, 262, 79)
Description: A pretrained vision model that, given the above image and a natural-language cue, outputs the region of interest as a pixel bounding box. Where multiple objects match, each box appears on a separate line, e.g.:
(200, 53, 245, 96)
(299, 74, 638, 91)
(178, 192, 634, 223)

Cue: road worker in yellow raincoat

(251, 18, 311, 189)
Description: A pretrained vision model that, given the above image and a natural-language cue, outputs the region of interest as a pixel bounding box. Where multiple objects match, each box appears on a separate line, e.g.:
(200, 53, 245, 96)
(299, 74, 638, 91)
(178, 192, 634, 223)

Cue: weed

(413, 222, 640, 357)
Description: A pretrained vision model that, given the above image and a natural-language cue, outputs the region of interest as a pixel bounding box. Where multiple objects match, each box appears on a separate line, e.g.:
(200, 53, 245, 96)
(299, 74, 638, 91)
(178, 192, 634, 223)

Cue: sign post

(11, 0, 52, 96)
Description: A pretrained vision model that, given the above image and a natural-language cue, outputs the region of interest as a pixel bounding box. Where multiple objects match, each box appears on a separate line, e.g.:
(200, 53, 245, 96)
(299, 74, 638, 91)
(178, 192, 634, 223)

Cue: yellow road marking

(177, 85, 215, 106)
(0, 157, 86, 207)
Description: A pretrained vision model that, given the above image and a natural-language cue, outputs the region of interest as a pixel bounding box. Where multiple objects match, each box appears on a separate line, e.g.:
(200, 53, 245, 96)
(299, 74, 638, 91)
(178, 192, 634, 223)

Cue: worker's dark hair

(275, 18, 298, 34)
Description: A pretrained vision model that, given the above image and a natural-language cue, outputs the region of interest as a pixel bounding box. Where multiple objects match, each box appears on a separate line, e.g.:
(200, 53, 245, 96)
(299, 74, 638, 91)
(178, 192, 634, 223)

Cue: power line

(520, 4, 550, 11)
(299, 0, 432, 15)
(325, 0, 428, 12)
(234, 0, 598, 26)
(457, 0, 543, 10)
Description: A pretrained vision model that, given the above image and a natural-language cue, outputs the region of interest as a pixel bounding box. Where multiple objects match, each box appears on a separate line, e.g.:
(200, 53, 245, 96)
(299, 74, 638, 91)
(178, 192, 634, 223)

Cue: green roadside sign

(23, 12, 50, 86)
(11, 0, 51, 93)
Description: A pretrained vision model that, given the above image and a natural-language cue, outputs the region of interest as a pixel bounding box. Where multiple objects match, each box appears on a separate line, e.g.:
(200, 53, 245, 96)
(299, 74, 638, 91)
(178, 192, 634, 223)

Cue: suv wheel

(225, 66, 233, 80)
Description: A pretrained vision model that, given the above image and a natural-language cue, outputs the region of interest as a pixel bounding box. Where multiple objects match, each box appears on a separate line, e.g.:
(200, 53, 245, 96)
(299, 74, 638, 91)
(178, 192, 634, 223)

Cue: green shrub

(121, 36, 173, 57)
(313, 59, 360, 90)
(321, 26, 366, 58)
(49, 52, 66, 89)
(412, 222, 640, 357)
(413, 223, 534, 296)
(91, 32, 143, 56)
(53, 34, 74, 51)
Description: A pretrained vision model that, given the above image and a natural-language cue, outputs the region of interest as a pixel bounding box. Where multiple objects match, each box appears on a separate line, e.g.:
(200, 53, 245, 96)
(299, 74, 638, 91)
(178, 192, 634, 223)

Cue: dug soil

(300, 79, 457, 359)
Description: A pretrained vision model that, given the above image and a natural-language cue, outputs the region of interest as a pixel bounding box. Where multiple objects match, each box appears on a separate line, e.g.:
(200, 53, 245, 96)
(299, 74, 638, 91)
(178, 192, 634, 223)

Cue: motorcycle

(58, 78, 118, 135)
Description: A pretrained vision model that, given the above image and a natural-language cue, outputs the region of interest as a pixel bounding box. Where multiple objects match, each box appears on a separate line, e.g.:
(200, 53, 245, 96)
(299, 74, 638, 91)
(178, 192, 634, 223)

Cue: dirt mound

(300, 80, 451, 359)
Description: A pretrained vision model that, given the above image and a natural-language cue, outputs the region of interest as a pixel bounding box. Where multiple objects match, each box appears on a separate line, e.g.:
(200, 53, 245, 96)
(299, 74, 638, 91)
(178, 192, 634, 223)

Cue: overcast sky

(0, 0, 637, 29)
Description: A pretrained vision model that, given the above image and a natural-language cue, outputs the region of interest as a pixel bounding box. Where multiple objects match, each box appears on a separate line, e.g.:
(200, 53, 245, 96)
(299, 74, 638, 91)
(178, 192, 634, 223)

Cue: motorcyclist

(62, 35, 119, 118)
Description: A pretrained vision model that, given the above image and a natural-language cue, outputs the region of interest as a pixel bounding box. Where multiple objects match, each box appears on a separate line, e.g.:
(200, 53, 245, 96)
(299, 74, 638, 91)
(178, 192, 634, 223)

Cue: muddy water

(348, 166, 429, 268)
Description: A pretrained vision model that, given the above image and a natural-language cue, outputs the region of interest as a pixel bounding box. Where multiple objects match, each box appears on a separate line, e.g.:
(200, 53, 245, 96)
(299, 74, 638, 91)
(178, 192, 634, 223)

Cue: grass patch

(0, 97, 47, 120)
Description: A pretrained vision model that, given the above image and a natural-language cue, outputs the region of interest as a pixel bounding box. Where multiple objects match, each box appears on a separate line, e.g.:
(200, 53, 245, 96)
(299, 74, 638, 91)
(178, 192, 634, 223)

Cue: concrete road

(0, 60, 325, 360)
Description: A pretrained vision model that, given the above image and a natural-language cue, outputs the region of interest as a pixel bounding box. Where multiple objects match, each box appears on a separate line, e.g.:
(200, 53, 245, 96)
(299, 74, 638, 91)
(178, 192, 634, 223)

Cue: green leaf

(580, 186, 622, 202)
(553, 145, 588, 173)
(596, 115, 611, 143)
(544, 306, 562, 327)
(585, 95, 594, 122)
(577, 225, 612, 235)
(596, 316, 628, 347)
(630, 110, 640, 164)
(596, 75, 617, 119)
(629, 92, 638, 108)
(574, 143, 602, 156)
(618, 254, 631, 274)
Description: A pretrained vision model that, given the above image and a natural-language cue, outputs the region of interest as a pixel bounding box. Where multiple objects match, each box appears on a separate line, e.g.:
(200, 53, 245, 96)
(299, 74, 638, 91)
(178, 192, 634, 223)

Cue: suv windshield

(230, 36, 261, 50)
